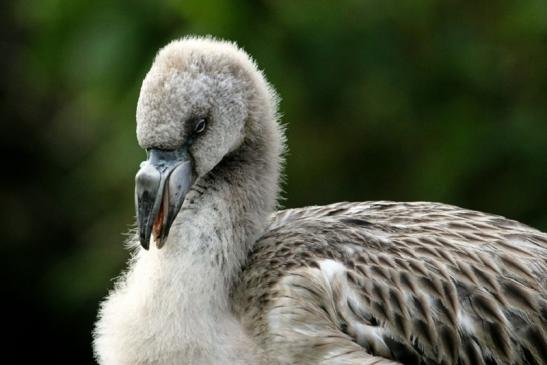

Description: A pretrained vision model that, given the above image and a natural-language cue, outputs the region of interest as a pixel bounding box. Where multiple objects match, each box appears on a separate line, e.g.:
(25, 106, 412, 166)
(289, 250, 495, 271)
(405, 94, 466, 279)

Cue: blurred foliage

(2, 0, 547, 362)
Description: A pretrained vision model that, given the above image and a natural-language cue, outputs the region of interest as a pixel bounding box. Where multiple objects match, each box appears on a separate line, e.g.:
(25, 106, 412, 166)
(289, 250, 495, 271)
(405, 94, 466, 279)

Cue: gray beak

(135, 148, 194, 250)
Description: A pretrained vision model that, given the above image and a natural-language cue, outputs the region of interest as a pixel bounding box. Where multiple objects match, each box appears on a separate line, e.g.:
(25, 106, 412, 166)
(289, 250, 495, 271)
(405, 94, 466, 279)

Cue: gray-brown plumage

(93, 37, 547, 365)
(235, 201, 547, 365)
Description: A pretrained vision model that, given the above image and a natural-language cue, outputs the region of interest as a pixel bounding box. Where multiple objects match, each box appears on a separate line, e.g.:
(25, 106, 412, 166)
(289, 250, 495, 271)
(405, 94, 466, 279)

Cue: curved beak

(135, 148, 194, 250)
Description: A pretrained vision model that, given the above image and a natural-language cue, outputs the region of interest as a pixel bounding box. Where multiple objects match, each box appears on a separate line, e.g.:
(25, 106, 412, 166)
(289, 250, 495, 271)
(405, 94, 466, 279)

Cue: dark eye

(193, 118, 207, 134)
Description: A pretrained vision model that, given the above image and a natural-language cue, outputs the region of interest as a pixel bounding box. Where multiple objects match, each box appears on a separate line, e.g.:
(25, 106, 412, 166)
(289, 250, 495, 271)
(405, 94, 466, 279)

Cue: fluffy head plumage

(136, 36, 279, 177)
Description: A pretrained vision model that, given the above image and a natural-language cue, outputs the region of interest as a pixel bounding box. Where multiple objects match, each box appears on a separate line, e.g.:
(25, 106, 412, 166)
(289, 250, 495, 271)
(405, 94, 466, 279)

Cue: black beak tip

(139, 234, 150, 250)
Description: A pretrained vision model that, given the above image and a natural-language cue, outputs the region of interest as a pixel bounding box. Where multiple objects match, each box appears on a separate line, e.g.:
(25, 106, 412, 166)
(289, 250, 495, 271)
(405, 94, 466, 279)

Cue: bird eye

(193, 118, 207, 134)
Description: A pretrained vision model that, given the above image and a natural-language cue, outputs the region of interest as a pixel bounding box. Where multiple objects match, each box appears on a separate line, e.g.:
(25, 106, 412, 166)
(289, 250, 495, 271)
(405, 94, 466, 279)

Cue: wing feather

(235, 201, 547, 364)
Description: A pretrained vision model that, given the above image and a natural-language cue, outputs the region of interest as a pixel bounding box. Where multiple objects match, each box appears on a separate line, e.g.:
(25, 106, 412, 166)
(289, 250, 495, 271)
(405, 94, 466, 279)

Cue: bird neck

(141, 113, 283, 330)
(121, 118, 282, 363)
(99, 101, 283, 363)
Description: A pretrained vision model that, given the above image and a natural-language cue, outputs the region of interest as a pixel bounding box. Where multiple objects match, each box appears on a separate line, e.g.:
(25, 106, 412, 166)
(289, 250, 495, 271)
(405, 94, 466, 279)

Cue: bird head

(134, 36, 274, 250)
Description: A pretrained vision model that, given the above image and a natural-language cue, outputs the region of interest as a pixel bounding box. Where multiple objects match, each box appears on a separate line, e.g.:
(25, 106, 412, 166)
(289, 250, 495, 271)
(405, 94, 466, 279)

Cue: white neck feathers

(94, 131, 281, 364)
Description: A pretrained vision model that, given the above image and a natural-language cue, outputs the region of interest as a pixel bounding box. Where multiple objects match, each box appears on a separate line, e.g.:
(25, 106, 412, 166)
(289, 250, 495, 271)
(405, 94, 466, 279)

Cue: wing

(234, 201, 547, 365)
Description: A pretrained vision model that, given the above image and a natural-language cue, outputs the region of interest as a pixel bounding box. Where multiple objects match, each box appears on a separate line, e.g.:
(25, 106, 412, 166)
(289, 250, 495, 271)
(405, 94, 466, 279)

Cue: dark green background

(3, 0, 546, 363)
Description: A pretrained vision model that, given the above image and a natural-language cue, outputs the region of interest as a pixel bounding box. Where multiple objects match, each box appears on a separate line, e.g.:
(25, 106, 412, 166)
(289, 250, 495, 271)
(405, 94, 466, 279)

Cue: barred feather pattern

(233, 201, 547, 365)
